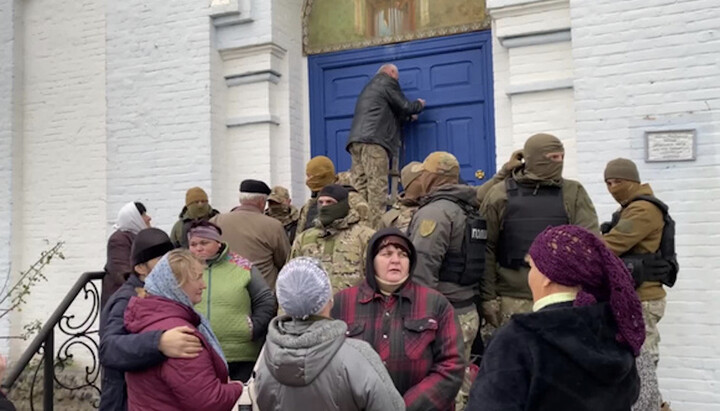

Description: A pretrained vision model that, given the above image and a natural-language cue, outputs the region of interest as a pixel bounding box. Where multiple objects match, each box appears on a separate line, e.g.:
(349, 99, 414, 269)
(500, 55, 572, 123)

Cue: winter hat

(185, 187, 208, 206)
(131, 228, 174, 267)
(401, 161, 423, 189)
(524, 133, 564, 180)
(528, 225, 645, 355)
(318, 184, 349, 202)
(413, 151, 460, 177)
(276, 257, 332, 320)
(268, 186, 290, 204)
(114, 201, 148, 235)
(187, 221, 222, 243)
(604, 158, 640, 183)
(239, 179, 271, 195)
(306, 156, 336, 192)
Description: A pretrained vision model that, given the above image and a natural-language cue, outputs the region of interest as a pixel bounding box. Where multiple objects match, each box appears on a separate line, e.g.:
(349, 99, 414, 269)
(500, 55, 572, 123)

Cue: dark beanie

(131, 228, 174, 267)
(604, 158, 640, 183)
(318, 184, 349, 202)
(239, 179, 271, 195)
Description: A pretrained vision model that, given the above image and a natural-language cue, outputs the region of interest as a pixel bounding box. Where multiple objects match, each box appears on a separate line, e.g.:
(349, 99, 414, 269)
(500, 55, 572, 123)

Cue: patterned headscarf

(144, 255, 227, 365)
(528, 225, 645, 356)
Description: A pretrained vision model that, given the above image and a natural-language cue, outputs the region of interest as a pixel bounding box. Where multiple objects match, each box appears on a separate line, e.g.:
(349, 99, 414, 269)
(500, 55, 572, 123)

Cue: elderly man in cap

(290, 184, 375, 293)
(480, 133, 599, 331)
(212, 179, 290, 290)
(265, 185, 300, 245)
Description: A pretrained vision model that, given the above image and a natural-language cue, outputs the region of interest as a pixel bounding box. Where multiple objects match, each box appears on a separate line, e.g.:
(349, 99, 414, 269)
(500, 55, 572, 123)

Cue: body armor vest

(497, 179, 569, 269)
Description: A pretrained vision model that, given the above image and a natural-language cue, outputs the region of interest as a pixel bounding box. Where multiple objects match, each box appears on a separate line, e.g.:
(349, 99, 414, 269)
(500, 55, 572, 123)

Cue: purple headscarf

(528, 225, 645, 356)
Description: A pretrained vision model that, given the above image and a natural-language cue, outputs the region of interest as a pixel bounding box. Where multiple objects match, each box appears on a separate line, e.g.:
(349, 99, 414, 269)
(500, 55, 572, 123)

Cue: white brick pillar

(487, 0, 579, 178)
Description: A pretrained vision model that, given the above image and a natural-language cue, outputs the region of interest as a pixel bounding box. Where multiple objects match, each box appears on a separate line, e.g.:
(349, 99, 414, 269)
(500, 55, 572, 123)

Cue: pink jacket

(123, 295, 242, 411)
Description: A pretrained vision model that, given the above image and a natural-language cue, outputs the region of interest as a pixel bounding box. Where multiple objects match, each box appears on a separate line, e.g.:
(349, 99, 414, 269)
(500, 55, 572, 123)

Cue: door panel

(309, 31, 495, 186)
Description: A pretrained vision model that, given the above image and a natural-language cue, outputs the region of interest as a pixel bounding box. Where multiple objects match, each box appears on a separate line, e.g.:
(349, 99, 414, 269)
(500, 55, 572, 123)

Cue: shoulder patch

(419, 219, 437, 237)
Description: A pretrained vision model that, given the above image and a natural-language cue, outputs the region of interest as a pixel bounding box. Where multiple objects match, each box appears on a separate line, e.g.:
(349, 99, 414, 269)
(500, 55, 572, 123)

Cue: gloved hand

(600, 221, 613, 234)
(502, 150, 524, 173)
(481, 299, 501, 328)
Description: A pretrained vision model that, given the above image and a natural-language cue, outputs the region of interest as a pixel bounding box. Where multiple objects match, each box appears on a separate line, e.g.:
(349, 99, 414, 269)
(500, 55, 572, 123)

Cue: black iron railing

(2, 271, 105, 410)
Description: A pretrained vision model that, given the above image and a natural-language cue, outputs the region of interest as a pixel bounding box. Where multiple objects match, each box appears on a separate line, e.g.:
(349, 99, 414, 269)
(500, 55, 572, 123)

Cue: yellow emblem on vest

(419, 219, 437, 237)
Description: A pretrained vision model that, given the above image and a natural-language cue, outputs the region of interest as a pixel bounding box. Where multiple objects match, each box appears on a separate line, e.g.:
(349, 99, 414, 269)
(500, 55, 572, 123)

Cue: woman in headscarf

(332, 228, 464, 411)
(103, 201, 151, 308)
(187, 221, 277, 382)
(467, 225, 643, 410)
(123, 249, 242, 411)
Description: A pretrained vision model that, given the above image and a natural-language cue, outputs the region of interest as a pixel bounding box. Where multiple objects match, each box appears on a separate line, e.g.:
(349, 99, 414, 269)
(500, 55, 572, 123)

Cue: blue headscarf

(144, 254, 227, 366)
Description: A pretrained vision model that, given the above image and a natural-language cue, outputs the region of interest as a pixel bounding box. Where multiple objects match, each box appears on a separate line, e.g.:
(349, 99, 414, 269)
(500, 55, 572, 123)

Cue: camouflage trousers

(641, 297, 666, 367)
(349, 143, 389, 229)
(479, 296, 533, 346)
(455, 307, 480, 411)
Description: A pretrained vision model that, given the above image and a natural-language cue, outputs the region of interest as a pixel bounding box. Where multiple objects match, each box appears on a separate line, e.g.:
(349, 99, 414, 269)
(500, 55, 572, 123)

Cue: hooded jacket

(254, 316, 405, 411)
(333, 228, 464, 411)
(467, 301, 639, 410)
(123, 295, 242, 411)
(407, 184, 481, 307)
(290, 209, 375, 294)
(345, 73, 424, 157)
(481, 169, 600, 301)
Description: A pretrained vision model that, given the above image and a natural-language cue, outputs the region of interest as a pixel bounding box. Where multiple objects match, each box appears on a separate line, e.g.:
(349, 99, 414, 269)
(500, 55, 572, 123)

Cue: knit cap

(413, 151, 460, 177)
(276, 257, 332, 319)
(528, 225, 645, 355)
(185, 187, 208, 206)
(604, 158, 640, 183)
(318, 184, 349, 202)
(306, 156, 336, 192)
(131, 228, 174, 267)
(401, 161, 422, 189)
(268, 186, 290, 204)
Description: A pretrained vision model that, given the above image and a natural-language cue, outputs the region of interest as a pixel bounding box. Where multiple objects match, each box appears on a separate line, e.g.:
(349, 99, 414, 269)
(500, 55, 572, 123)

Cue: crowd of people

(91, 63, 677, 411)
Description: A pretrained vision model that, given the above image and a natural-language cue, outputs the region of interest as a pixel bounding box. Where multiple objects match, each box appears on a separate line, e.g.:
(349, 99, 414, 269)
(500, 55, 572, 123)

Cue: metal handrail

(1, 271, 105, 409)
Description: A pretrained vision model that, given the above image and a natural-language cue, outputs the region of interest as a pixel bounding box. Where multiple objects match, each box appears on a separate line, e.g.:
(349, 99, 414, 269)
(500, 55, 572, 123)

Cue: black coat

(98, 274, 166, 411)
(346, 73, 424, 156)
(467, 301, 639, 411)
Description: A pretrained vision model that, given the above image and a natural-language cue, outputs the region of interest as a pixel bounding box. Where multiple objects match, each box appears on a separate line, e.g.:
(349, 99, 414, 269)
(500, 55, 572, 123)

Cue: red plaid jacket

(333, 280, 464, 411)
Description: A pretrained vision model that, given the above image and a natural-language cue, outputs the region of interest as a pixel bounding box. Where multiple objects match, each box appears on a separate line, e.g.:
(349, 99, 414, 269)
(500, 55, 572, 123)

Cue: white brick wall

(571, 1, 720, 408)
(106, 0, 213, 231)
(9, 0, 108, 356)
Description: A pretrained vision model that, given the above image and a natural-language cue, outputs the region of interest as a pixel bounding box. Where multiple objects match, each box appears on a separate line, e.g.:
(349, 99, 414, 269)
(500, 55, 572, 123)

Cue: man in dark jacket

(346, 63, 425, 229)
(98, 228, 202, 411)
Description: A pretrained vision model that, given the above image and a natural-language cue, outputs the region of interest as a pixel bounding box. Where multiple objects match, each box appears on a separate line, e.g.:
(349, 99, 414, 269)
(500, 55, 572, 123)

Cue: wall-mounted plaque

(645, 130, 696, 162)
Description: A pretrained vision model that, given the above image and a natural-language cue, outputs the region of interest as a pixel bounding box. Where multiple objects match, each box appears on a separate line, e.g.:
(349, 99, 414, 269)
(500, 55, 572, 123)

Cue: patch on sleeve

(419, 219, 437, 237)
(614, 219, 633, 234)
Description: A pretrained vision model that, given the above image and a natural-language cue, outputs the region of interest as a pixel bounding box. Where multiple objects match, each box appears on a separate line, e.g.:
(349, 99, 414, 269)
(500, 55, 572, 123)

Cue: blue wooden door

(308, 31, 495, 185)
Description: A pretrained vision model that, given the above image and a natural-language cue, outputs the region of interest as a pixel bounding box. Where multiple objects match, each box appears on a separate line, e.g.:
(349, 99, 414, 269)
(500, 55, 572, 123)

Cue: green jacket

(290, 210, 375, 294)
(197, 245, 276, 363)
(480, 170, 599, 301)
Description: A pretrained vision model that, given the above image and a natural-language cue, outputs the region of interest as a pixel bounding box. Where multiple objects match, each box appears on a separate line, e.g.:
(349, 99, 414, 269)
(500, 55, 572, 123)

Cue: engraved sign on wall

(645, 130, 696, 162)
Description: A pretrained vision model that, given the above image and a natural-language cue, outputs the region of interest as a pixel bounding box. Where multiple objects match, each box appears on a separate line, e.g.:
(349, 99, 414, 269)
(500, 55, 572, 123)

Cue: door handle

(475, 169, 485, 180)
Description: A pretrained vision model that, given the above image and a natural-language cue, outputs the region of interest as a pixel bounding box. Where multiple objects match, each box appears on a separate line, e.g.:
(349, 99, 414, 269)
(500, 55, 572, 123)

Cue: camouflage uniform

(289, 209, 375, 294)
(379, 197, 418, 232)
(349, 143, 389, 229)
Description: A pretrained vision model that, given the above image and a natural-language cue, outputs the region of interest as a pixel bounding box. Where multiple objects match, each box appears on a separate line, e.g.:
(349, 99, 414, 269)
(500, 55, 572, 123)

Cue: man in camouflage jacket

(290, 184, 376, 293)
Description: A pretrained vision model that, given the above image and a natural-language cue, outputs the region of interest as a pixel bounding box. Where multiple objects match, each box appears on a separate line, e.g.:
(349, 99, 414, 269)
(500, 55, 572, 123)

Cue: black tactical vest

(410, 196, 487, 286)
(497, 179, 569, 269)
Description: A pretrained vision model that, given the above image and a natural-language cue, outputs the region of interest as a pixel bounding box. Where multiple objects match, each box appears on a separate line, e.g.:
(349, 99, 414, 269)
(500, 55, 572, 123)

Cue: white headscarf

(114, 202, 148, 234)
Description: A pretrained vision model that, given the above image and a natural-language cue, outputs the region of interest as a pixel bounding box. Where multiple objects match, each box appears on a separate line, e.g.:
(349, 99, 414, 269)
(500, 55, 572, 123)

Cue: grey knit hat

(604, 158, 640, 183)
(276, 257, 332, 319)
